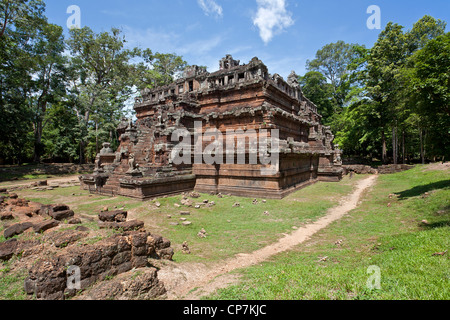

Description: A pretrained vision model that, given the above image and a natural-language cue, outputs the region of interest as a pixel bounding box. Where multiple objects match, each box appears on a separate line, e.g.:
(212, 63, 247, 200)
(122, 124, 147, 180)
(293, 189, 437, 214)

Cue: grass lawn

(207, 165, 449, 300)
(135, 174, 367, 263)
(1, 172, 365, 299)
(2, 165, 447, 300)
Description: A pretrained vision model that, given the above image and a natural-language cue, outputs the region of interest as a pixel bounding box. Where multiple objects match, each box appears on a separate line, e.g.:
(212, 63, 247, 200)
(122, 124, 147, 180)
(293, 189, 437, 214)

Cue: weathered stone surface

(16, 239, 43, 258)
(98, 210, 127, 222)
(24, 229, 174, 300)
(181, 198, 193, 207)
(36, 204, 53, 217)
(67, 217, 82, 225)
(377, 164, 414, 174)
(50, 209, 74, 221)
(0, 212, 14, 221)
(24, 259, 66, 300)
(343, 165, 377, 175)
(98, 220, 145, 232)
(79, 268, 166, 300)
(33, 219, 60, 233)
(51, 204, 70, 212)
(156, 247, 174, 260)
(48, 230, 87, 248)
(0, 238, 18, 261)
(75, 225, 90, 232)
(4, 222, 33, 238)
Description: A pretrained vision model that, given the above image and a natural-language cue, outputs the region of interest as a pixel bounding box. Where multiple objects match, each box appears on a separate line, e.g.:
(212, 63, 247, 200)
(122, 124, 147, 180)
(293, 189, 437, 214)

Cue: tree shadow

(422, 220, 450, 230)
(395, 180, 450, 200)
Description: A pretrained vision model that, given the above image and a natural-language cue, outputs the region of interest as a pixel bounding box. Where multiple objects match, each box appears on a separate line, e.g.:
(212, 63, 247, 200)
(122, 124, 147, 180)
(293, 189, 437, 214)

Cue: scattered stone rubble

(342, 164, 414, 175)
(0, 189, 174, 300)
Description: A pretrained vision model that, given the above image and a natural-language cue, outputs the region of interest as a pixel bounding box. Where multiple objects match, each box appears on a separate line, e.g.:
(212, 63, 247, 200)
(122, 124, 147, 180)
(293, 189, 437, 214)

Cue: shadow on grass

(422, 220, 450, 230)
(395, 180, 450, 200)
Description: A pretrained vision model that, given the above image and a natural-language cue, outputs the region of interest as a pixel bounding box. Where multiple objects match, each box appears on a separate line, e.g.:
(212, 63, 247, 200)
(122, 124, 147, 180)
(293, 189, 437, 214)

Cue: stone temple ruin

(80, 55, 343, 200)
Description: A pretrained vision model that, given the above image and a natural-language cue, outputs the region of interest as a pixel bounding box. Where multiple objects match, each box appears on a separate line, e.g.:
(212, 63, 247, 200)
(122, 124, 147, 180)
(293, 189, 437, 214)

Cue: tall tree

(0, 0, 46, 164)
(365, 22, 408, 164)
(136, 49, 187, 89)
(306, 41, 359, 108)
(409, 32, 450, 161)
(29, 23, 67, 162)
(66, 27, 139, 163)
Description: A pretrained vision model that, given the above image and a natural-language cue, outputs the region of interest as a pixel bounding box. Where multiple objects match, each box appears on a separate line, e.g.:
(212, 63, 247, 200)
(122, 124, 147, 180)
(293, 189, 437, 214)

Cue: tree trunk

(33, 119, 43, 163)
(402, 130, 406, 164)
(95, 121, 99, 155)
(381, 129, 387, 164)
(392, 126, 397, 165)
(79, 139, 86, 165)
(420, 128, 425, 165)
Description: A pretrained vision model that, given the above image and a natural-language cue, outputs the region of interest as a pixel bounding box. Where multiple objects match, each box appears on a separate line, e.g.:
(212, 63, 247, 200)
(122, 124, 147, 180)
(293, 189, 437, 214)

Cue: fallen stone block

(0, 212, 14, 221)
(33, 219, 60, 233)
(98, 220, 145, 232)
(67, 217, 82, 225)
(98, 210, 127, 223)
(0, 238, 18, 261)
(49, 230, 87, 248)
(50, 210, 74, 221)
(51, 204, 70, 212)
(4, 222, 33, 239)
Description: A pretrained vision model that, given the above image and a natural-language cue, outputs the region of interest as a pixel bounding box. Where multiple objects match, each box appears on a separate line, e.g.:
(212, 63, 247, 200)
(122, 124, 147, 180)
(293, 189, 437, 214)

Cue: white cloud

(253, 0, 294, 44)
(197, 0, 223, 18)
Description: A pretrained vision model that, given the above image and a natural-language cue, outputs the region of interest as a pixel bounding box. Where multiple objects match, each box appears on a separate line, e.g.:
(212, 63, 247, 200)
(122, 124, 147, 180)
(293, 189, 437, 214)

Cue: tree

(409, 32, 450, 161)
(365, 22, 408, 164)
(28, 23, 67, 162)
(0, 0, 45, 38)
(66, 27, 139, 163)
(299, 71, 336, 124)
(136, 49, 187, 89)
(0, 0, 46, 164)
(306, 41, 359, 108)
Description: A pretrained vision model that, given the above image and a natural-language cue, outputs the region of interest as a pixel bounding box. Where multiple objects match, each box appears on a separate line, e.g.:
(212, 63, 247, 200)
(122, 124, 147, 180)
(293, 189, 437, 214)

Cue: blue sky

(44, 0, 450, 79)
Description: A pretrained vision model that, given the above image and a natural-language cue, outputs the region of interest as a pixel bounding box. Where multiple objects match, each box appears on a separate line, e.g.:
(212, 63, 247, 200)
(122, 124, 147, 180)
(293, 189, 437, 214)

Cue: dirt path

(159, 175, 378, 300)
(0, 175, 80, 188)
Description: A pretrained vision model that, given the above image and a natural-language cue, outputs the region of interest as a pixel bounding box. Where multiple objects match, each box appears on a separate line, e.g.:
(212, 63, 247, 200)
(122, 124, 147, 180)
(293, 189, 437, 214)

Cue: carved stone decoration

(126, 153, 142, 177)
(100, 142, 114, 155)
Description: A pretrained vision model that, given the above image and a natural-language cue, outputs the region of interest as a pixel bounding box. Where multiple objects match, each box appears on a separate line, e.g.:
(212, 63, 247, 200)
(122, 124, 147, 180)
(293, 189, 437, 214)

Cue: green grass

(4, 165, 447, 300)
(207, 165, 450, 300)
(138, 175, 366, 263)
(0, 260, 29, 300)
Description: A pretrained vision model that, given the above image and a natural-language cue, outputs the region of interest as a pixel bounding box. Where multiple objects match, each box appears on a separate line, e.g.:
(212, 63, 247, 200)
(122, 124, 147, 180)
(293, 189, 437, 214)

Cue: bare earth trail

(159, 175, 378, 300)
(0, 175, 80, 188)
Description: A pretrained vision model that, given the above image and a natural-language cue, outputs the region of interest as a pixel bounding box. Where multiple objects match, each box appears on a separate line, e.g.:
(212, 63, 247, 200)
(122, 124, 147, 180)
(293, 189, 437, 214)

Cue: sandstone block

(33, 219, 60, 233)
(4, 222, 33, 238)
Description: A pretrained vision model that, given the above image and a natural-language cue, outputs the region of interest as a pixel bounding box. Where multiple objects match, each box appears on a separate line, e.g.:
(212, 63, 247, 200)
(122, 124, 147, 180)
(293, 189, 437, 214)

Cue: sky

(44, 0, 450, 79)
